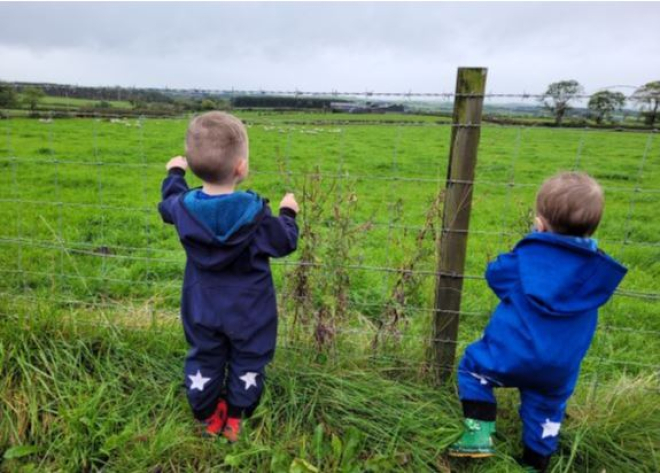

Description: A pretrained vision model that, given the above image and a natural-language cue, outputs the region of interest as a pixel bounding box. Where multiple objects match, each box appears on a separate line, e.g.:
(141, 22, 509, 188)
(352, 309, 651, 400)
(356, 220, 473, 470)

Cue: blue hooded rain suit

(458, 232, 626, 457)
(158, 168, 298, 420)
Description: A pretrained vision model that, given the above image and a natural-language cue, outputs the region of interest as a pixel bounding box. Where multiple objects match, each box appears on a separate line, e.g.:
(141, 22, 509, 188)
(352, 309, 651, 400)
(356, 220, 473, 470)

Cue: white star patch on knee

(467, 372, 503, 387)
(239, 372, 259, 390)
(470, 372, 490, 386)
(541, 419, 561, 438)
(188, 370, 211, 391)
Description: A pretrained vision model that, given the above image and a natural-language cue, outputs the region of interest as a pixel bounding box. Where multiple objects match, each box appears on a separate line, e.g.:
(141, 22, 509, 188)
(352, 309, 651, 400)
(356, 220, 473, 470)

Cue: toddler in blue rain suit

(448, 172, 627, 472)
(158, 112, 299, 442)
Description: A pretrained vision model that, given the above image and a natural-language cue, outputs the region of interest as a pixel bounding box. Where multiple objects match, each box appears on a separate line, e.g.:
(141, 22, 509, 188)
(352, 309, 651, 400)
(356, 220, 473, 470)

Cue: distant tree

(588, 91, 626, 124)
(540, 80, 584, 125)
(200, 99, 217, 111)
(215, 99, 231, 111)
(129, 98, 146, 110)
(0, 83, 18, 108)
(173, 98, 197, 112)
(22, 86, 46, 111)
(632, 81, 660, 126)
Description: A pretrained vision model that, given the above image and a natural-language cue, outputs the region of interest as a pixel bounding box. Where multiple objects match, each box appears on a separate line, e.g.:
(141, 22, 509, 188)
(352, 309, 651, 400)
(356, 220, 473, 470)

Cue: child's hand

(280, 193, 299, 214)
(166, 156, 188, 172)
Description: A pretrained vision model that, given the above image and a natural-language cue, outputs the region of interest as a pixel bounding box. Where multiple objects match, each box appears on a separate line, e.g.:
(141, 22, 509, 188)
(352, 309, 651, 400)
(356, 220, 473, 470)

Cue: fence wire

(0, 91, 658, 393)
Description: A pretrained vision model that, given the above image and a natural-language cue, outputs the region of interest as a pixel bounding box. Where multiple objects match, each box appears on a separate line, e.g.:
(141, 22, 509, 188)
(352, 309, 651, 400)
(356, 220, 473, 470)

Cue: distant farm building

(330, 102, 405, 114)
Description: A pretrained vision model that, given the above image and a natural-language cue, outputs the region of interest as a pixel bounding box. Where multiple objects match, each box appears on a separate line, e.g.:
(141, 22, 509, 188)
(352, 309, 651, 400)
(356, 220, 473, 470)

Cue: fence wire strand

(1, 92, 658, 388)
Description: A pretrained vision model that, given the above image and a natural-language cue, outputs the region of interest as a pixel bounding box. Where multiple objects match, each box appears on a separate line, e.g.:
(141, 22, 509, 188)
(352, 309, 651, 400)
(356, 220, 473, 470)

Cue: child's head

(535, 172, 604, 237)
(185, 112, 249, 185)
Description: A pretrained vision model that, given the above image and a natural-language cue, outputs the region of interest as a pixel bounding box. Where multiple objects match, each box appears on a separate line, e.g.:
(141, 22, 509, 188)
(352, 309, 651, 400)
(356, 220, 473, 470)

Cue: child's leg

(226, 315, 277, 419)
(183, 326, 229, 421)
(518, 388, 571, 472)
(449, 357, 499, 457)
(457, 358, 498, 420)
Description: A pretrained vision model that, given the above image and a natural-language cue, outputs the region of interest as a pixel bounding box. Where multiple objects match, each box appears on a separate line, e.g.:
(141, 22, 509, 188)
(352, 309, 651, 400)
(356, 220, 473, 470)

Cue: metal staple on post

(432, 67, 488, 384)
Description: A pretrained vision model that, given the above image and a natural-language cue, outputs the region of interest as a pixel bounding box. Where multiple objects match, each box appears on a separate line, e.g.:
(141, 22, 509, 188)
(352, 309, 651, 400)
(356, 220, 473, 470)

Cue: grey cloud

(0, 2, 659, 92)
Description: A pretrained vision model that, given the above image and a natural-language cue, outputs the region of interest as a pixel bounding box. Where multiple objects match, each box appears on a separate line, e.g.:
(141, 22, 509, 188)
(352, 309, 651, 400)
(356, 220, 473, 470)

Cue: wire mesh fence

(0, 84, 658, 393)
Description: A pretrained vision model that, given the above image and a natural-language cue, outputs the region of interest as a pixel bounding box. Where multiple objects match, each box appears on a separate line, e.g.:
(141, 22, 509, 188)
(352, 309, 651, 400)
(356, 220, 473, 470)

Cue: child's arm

(158, 156, 189, 225)
(258, 193, 299, 257)
(485, 251, 519, 300)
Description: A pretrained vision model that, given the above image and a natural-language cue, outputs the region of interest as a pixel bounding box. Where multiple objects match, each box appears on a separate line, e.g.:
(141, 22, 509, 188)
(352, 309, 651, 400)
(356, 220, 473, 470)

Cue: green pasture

(17, 93, 133, 111)
(0, 112, 658, 471)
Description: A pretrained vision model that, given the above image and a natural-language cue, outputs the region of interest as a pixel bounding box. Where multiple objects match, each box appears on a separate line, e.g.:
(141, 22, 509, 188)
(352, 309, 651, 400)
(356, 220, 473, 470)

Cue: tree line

(0, 82, 336, 114)
(541, 80, 660, 126)
(0, 83, 233, 115)
(1, 80, 659, 126)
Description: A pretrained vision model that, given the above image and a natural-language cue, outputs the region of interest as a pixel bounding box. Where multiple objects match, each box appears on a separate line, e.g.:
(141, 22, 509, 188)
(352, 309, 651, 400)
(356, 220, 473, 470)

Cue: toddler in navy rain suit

(448, 172, 627, 472)
(158, 112, 299, 441)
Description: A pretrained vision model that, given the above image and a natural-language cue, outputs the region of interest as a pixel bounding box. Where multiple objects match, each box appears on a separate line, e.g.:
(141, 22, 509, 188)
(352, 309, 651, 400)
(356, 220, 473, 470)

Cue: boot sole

(448, 450, 495, 458)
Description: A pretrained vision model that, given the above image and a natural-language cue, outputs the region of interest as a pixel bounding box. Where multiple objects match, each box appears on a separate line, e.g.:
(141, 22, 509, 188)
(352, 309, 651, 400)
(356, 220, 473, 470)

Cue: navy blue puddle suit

(458, 232, 626, 461)
(158, 168, 298, 420)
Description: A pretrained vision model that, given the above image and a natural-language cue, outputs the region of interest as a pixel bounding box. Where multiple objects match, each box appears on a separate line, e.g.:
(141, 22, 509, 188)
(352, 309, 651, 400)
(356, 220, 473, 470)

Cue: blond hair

(185, 112, 248, 184)
(536, 172, 604, 237)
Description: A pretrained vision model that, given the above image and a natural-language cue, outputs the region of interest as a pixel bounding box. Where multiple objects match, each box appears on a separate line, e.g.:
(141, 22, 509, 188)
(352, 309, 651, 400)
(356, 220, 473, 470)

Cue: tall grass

(1, 311, 658, 472)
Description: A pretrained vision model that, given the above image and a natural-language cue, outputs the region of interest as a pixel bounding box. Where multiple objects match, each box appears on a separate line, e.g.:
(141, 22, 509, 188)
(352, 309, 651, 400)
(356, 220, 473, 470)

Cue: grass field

(18, 94, 134, 111)
(0, 111, 658, 472)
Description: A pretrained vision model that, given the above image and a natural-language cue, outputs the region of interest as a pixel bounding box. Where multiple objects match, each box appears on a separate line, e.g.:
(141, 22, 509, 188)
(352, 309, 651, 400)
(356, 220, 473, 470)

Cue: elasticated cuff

(168, 167, 186, 176)
(522, 445, 551, 472)
(192, 403, 217, 421)
(227, 402, 259, 419)
(462, 400, 497, 421)
(279, 207, 297, 219)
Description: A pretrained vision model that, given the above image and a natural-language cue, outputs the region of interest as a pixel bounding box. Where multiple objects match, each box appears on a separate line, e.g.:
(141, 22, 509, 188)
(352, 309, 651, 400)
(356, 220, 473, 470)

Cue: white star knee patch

(240, 372, 259, 390)
(541, 419, 561, 438)
(188, 370, 211, 391)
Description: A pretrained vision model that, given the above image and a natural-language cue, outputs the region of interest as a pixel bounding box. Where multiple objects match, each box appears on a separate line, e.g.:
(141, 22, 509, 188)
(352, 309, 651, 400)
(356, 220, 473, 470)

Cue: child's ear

(534, 216, 547, 232)
(235, 158, 249, 181)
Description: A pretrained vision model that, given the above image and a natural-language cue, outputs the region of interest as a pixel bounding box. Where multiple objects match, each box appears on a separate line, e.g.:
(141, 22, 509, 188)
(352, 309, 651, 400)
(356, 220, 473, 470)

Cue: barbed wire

(6, 80, 648, 101)
(176, 88, 645, 101)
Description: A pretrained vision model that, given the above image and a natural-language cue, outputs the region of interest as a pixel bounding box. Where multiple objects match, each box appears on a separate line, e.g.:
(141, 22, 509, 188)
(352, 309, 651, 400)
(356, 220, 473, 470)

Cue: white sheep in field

(39, 118, 53, 124)
(109, 118, 132, 127)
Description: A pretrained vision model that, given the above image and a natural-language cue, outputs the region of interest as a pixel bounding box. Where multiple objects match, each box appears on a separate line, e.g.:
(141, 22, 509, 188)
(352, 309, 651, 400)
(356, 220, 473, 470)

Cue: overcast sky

(1, 2, 659, 94)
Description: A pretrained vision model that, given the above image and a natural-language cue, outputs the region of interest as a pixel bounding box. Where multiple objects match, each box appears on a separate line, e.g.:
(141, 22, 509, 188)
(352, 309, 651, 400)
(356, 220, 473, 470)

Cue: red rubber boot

(223, 417, 242, 443)
(203, 399, 228, 437)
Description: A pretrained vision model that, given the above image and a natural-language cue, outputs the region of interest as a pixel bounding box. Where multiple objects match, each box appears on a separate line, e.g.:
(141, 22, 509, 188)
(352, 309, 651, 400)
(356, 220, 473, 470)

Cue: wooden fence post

(433, 67, 487, 384)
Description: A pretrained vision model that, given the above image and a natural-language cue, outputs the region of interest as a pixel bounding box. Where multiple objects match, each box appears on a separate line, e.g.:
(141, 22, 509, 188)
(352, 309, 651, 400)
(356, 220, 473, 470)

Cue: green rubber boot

(448, 418, 496, 458)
